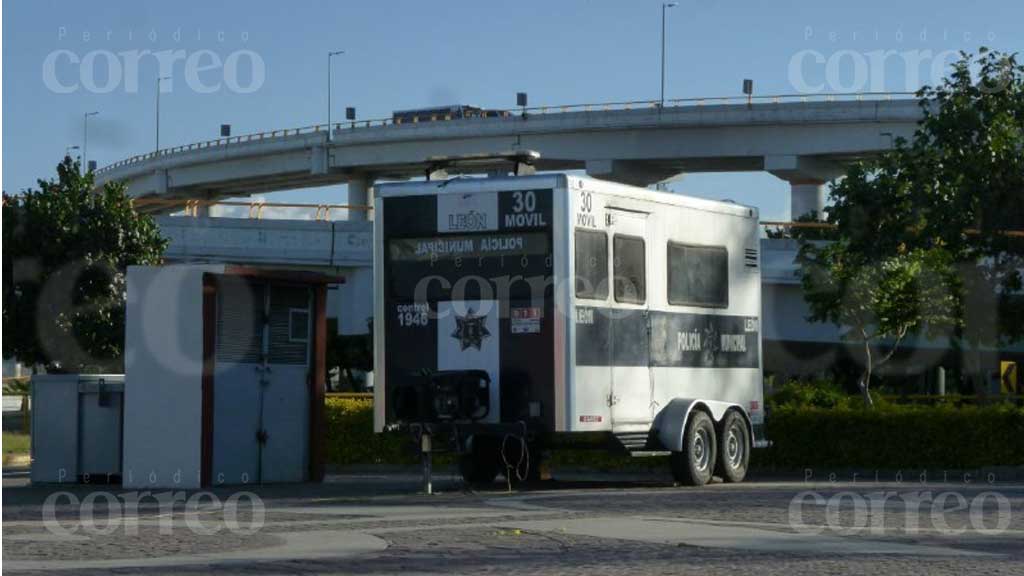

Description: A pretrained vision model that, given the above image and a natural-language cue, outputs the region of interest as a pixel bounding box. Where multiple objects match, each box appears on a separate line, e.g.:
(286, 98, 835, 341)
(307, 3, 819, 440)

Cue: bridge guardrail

(95, 92, 919, 176)
(134, 198, 372, 220)
(761, 221, 1024, 238)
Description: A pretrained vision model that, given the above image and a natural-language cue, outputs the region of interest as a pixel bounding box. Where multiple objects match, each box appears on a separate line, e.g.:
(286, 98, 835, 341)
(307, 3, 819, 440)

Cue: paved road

(3, 469, 1022, 575)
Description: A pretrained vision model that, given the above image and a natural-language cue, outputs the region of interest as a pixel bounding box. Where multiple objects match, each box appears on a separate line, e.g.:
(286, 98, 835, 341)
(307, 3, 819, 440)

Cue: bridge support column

(347, 175, 374, 222)
(193, 192, 213, 217)
(585, 159, 678, 187)
(789, 181, 826, 221)
(765, 155, 842, 221)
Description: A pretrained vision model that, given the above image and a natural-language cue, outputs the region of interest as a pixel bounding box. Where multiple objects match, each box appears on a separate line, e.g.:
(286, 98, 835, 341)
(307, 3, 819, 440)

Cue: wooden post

(421, 431, 433, 495)
(309, 284, 328, 482)
(200, 275, 217, 487)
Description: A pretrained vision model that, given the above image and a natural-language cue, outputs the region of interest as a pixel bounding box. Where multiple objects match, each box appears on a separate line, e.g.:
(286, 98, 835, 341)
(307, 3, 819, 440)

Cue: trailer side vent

(614, 431, 655, 452)
(744, 247, 759, 269)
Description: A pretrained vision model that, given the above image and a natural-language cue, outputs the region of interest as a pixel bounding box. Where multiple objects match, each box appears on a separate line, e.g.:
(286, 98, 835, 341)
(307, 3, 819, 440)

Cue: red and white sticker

(579, 415, 603, 423)
(510, 307, 542, 334)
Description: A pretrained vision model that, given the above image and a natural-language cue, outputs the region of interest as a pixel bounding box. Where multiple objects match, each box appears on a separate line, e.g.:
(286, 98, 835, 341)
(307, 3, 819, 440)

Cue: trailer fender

(655, 399, 752, 453)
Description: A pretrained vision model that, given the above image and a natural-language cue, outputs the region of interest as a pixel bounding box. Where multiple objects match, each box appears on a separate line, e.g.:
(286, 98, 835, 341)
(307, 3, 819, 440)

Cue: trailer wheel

(670, 410, 717, 486)
(459, 436, 499, 485)
(714, 411, 750, 483)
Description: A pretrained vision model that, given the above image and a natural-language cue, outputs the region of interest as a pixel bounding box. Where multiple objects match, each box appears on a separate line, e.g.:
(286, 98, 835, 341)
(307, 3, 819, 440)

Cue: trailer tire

(670, 410, 717, 486)
(714, 411, 750, 483)
(460, 436, 499, 485)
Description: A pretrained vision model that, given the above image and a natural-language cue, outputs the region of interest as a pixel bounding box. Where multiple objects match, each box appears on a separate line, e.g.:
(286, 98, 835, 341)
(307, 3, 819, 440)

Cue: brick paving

(3, 470, 1022, 575)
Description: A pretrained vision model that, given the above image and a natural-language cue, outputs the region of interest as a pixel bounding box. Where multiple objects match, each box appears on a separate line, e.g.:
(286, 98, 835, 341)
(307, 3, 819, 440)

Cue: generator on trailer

(374, 174, 763, 486)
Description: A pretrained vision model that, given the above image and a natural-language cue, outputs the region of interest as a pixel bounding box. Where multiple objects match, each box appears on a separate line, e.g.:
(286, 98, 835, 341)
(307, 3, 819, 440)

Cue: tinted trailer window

(574, 229, 608, 300)
(667, 243, 729, 308)
(613, 235, 646, 304)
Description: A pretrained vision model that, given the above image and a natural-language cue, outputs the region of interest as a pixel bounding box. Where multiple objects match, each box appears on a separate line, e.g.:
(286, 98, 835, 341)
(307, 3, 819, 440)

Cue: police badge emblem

(452, 308, 491, 351)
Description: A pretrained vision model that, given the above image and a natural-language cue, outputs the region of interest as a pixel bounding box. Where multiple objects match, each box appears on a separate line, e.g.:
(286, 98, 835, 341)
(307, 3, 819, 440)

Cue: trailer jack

(420, 431, 433, 495)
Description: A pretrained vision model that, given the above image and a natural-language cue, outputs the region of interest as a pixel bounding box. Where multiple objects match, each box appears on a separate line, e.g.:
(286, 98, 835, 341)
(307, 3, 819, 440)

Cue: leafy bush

(767, 378, 886, 410)
(3, 432, 30, 455)
(2, 377, 30, 395)
(324, 397, 417, 466)
(764, 403, 1024, 469)
(325, 394, 1024, 471)
(768, 379, 848, 409)
(323, 397, 655, 471)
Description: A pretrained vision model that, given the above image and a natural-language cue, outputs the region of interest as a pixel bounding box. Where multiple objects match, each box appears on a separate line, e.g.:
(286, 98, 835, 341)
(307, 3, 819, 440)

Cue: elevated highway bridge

(97, 93, 923, 219)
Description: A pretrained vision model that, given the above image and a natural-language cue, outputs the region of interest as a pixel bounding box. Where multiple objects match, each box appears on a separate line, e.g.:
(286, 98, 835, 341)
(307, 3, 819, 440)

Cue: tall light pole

(65, 145, 80, 161)
(661, 2, 678, 107)
(83, 111, 99, 174)
(327, 50, 344, 141)
(156, 76, 170, 153)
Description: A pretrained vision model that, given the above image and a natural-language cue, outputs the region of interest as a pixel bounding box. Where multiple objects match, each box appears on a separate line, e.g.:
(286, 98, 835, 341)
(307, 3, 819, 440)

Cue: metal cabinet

(30, 374, 124, 484)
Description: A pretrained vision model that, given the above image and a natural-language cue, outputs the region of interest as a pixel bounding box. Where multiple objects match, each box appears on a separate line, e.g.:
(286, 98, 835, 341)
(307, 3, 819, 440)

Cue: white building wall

(122, 264, 223, 489)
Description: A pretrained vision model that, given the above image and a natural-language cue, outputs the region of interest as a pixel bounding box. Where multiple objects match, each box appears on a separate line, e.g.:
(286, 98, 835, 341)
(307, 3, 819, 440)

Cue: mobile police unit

(374, 174, 763, 486)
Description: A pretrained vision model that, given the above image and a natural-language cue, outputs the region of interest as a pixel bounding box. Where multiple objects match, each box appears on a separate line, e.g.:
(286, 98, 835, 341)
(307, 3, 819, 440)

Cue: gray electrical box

(31, 374, 124, 484)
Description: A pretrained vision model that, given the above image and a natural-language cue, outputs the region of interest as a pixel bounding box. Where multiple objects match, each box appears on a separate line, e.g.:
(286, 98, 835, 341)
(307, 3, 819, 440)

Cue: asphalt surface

(3, 467, 1023, 575)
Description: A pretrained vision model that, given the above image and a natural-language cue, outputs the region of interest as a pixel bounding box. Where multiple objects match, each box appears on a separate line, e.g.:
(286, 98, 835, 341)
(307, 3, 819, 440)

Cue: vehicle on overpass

(391, 105, 508, 123)
(373, 174, 763, 486)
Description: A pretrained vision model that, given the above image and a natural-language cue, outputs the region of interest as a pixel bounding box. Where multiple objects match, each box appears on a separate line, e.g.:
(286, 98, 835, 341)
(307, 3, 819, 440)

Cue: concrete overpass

(97, 94, 923, 219)
(157, 214, 373, 336)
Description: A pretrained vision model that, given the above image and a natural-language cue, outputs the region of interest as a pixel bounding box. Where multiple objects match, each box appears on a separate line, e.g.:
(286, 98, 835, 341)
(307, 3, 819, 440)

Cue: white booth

(123, 264, 338, 489)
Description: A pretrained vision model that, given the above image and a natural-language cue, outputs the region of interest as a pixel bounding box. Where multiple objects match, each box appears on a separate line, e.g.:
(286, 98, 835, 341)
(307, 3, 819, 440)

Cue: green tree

(910, 49, 1024, 393)
(799, 237, 960, 408)
(798, 49, 1024, 402)
(3, 157, 168, 373)
(914, 49, 1024, 260)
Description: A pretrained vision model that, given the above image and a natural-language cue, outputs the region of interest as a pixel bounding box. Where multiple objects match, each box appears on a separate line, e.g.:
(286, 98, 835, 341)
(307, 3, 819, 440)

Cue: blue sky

(3, 0, 1021, 220)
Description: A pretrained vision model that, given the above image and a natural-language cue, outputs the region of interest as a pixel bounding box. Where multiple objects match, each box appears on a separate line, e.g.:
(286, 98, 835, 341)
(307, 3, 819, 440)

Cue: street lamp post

(83, 111, 98, 174)
(156, 76, 170, 154)
(327, 50, 344, 141)
(65, 145, 80, 162)
(661, 2, 678, 107)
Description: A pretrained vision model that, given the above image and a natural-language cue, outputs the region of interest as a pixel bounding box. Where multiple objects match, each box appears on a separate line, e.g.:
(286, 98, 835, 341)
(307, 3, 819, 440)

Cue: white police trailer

(374, 173, 763, 485)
